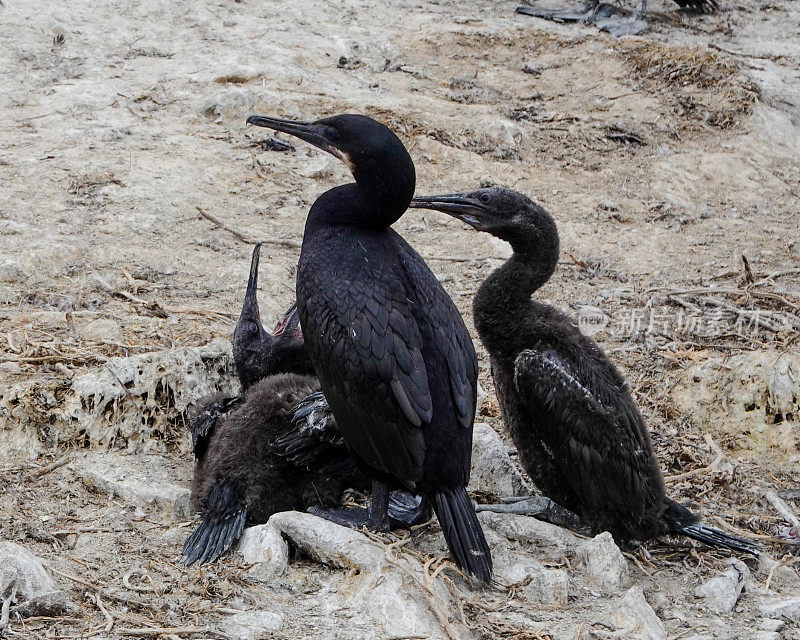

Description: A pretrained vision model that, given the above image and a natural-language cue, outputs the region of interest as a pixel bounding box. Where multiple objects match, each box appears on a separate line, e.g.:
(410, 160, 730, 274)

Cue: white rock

(297, 154, 343, 180)
(760, 596, 800, 621)
(468, 423, 532, 499)
(479, 511, 582, 555)
(694, 559, 749, 613)
(608, 586, 666, 640)
(72, 452, 191, 518)
(576, 532, 629, 593)
(757, 618, 785, 632)
(218, 611, 284, 640)
(0, 542, 73, 616)
(82, 318, 122, 343)
(491, 543, 568, 605)
(236, 523, 289, 582)
(752, 633, 782, 640)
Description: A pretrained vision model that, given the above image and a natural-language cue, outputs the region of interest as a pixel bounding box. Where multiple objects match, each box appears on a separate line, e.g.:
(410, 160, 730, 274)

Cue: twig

(0, 584, 16, 632)
(196, 206, 301, 249)
(23, 456, 70, 481)
(117, 626, 209, 637)
(765, 490, 800, 530)
(94, 593, 114, 633)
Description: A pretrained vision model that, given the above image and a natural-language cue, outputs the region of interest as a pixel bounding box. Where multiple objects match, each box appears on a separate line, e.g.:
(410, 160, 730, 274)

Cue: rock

(694, 559, 749, 613)
(757, 618, 785, 632)
(72, 452, 191, 518)
(0, 259, 31, 283)
(490, 536, 568, 605)
(200, 87, 261, 121)
(297, 154, 342, 180)
(671, 350, 800, 454)
(0, 362, 22, 374)
(218, 611, 284, 639)
(479, 511, 582, 556)
(760, 596, 800, 621)
(752, 633, 781, 640)
(236, 523, 289, 582)
(576, 532, 629, 593)
(468, 423, 531, 499)
(522, 61, 544, 75)
(0, 542, 73, 616)
(81, 318, 122, 343)
(268, 511, 469, 639)
(608, 586, 666, 640)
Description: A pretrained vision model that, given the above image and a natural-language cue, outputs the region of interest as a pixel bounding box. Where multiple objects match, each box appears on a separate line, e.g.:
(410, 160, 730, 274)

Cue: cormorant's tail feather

(182, 479, 247, 566)
(680, 524, 760, 556)
(432, 487, 492, 583)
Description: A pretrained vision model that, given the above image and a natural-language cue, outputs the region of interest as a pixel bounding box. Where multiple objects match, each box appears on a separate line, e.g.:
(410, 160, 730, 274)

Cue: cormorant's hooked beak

(409, 194, 490, 230)
(246, 115, 354, 172)
(242, 242, 262, 319)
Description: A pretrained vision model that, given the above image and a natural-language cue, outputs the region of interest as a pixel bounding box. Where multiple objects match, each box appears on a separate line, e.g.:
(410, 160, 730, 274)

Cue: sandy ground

(1, 0, 799, 638)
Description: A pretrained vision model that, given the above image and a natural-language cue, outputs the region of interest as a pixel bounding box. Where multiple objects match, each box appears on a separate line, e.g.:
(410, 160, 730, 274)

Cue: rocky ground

(1, 0, 799, 638)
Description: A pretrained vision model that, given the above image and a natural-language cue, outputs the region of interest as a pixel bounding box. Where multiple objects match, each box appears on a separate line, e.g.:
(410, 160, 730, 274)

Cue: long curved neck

(307, 156, 415, 229)
(473, 227, 559, 356)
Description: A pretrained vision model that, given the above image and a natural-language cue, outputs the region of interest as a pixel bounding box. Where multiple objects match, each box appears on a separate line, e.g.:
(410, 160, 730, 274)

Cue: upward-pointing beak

(242, 242, 262, 319)
(409, 193, 488, 230)
(246, 115, 353, 171)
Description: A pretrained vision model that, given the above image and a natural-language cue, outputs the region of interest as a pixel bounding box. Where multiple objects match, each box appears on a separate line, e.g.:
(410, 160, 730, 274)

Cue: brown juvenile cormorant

(190, 242, 312, 462)
(409, 187, 758, 555)
(247, 113, 492, 581)
(516, 0, 717, 37)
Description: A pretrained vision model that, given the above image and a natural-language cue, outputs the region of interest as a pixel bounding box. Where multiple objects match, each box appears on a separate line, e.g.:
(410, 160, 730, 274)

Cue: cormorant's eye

(324, 127, 338, 142)
(479, 193, 491, 204)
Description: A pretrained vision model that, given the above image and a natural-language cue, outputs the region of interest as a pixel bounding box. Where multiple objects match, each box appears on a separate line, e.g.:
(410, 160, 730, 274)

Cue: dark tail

(432, 487, 493, 583)
(664, 498, 759, 556)
(182, 480, 247, 565)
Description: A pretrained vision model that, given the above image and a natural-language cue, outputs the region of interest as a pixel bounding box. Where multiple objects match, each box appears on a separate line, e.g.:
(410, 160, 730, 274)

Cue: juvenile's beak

(246, 115, 353, 170)
(409, 193, 489, 230)
(241, 242, 262, 319)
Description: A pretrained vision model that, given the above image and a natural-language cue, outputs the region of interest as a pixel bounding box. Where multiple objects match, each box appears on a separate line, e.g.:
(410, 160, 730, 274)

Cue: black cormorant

(247, 113, 492, 582)
(516, 0, 717, 37)
(409, 187, 758, 555)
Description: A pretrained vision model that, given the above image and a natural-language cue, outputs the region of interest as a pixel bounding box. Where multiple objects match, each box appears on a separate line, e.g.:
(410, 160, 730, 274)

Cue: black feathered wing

(298, 229, 475, 487)
(513, 349, 665, 541)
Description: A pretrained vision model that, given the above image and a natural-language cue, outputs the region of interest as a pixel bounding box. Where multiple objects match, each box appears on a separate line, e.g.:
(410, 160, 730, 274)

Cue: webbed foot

(388, 491, 432, 528)
(596, 12, 649, 36)
(476, 496, 588, 533)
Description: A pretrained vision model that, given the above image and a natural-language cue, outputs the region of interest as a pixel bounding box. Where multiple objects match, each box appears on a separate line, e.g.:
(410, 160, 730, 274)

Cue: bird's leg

(596, 0, 649, 36)
(476, 496, 589, 533)
(388, 491, 432, 528)
(516, 0, 623, 24)
(308, 480, 392, 532)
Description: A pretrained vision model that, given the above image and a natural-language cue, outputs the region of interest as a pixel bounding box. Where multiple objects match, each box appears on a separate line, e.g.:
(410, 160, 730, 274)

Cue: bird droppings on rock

(0, 543, 74, 618)
(576, 531, 630, 594)
(236, 522, 289, 582)
(694, 559, 750, 613)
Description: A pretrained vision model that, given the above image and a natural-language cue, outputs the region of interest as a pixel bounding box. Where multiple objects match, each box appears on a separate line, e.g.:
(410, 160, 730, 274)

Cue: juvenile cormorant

(409, 187, 758, 555)
(247, 113, 492, 581)
(190, 242, 312, 462)
(516, 0, 717, 37)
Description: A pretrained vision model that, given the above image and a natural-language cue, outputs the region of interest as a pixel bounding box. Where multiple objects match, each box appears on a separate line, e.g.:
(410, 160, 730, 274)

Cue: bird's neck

(473, 233, 559, 355)
(308, 158, 415, 229)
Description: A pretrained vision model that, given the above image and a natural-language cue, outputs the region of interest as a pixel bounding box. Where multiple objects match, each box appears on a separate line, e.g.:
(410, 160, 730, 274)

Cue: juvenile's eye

(479, 193, 491, 204)
(324, 127, 338, 142)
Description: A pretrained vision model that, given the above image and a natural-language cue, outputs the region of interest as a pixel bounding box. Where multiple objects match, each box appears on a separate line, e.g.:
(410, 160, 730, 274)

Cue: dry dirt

(1, 0, 799, 638)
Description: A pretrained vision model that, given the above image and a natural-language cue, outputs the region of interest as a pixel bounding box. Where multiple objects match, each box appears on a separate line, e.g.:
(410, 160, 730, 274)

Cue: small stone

(218, 611, 284, 639)
(298, 154, 342, 180)
(0, 542, 74, 616)
(608, 586, 666, 640)
(760, 596, 800, 621)
(0, 259, 31, 283)
(468, 423, 531, 499)
(576, 532, 629, 593)
(694, 559, 749, 613)
(236, 523, 288, 582)
(522, 61, 544, 75)
(82, 318, 122, 343)
(757, 618, 785, 632)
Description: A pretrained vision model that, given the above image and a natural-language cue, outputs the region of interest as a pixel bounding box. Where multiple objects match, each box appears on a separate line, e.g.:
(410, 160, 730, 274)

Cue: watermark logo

(577, 305, 610, 337)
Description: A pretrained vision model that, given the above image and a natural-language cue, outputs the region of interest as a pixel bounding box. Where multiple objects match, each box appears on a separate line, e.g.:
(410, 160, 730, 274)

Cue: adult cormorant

(190, 243, 311, 462)
(516, 0, 717, 37)
(409, 187, 757, 555)
(247, 113, 492, 581)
